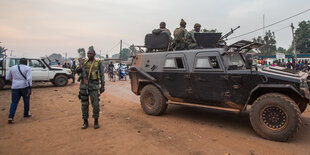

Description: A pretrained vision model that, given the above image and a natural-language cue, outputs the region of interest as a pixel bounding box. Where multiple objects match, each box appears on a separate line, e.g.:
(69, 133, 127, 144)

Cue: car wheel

(250, 93, 301, 142)
(140, 84, 167, 116)
(54, 75, 68, 86)
(0, 78, 5, 89)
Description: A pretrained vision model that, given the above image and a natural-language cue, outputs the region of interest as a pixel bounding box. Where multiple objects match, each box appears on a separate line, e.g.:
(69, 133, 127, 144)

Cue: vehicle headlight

(67, 70, 72, 74)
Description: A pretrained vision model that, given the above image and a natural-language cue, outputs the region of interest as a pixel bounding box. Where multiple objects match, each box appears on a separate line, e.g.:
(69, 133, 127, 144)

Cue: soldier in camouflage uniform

(186, 23, 201, 49)
(173, 19, 188, 50)
(76, 46, 105, 129)
(159, 22, 172, 38)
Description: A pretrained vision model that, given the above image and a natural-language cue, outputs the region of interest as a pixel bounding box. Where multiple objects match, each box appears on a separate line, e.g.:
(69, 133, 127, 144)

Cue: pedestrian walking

(6, 58, 32, 124)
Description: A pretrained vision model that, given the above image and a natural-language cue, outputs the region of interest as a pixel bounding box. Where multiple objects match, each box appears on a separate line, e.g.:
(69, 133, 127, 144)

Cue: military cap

(180, 19, 186, 25)
(194, 23, 201, 28)
(88, 46, 95, 52)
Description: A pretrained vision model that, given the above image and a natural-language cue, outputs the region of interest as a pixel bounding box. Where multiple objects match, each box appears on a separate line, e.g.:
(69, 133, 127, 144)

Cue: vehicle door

(163, 53, 191, 99)
(227, 53, 256, 108)
(191, 52, 228, 104)
(28, 59, 49, 81)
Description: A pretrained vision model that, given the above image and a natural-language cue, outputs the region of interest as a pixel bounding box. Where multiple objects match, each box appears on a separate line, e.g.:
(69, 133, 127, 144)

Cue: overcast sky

(0, 0, 309, 58)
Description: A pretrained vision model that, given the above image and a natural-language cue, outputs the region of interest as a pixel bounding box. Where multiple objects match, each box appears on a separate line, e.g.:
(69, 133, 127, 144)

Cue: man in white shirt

(6, 58, 32, 124)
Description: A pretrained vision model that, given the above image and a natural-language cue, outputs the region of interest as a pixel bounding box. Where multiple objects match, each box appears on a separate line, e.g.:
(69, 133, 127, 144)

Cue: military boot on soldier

(81, 119, 88, 129)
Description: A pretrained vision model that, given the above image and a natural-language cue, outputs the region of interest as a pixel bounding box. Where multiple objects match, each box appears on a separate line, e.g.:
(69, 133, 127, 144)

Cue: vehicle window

(9, 59, 20, 67)
(230, 53, 244, 67)
(164, 58, 176, 68)
(210, 56, 220, 69)
(175, 57, 184, 69)
(29, 60, 44, 68)
(195, 57, 211, 68)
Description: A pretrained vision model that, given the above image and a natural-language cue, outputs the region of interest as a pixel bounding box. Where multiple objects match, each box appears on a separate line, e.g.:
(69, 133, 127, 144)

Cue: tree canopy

(295, 20, 310, 53)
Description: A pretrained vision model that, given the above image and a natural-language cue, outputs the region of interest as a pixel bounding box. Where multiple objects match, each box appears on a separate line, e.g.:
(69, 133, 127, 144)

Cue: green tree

(0, 46, 7, 58)
(277, 47, 286, 53)
(253, 30, 277, 56)
(120, 48, 130, 61)
(295, 20, 310, 53)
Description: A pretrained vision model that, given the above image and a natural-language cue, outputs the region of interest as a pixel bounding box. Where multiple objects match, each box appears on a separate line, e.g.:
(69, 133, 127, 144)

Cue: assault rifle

(78, 58, 89, 95)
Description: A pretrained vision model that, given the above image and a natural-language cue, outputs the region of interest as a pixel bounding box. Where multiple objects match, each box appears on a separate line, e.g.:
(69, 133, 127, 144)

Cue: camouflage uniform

(186, 30, 199, 49)
(173, 27, 188, 50)
(160, 28, 172, 38)
(78, 59, 105, 120)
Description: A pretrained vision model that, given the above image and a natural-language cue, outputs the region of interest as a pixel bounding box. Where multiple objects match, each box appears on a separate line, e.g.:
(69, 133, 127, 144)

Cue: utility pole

(291, 23, 296, 58)
(119, 40, 122, 60)
(263, 14, 265, 36)
(10, 50, 13, 56)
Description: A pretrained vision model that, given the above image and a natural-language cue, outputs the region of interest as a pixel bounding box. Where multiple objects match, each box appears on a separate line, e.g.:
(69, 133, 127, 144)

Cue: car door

(28, 59, 49, 81)
(191, 52, 228, 105)
(163, 53, 191, 99)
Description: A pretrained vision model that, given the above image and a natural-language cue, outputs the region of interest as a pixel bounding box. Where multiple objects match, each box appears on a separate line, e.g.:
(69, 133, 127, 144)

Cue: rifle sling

(87, 60, 95, 80)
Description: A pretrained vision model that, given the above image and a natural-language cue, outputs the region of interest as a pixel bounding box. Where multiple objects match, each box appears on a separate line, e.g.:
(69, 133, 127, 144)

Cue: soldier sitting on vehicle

(173, 19, 188, 50)
(186, 23, 201, 49)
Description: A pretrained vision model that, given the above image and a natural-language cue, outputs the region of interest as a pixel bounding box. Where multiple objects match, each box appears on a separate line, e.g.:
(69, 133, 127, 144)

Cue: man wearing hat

(76, 46, 105, 129)
(173, 19, 188, 50)
(186, 23, 201, 49)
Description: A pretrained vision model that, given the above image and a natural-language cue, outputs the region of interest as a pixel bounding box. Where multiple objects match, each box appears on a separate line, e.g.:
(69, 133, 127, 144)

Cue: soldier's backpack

(173, 27, 184, 42)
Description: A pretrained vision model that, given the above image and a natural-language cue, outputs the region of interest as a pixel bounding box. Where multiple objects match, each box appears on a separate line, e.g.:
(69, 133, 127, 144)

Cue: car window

(175, 58, 184, 69)
(9, 58, 20, 67)
(195, 57, 211, 68)
(29, 59, 44, 68)
(164, 58, 176, 68)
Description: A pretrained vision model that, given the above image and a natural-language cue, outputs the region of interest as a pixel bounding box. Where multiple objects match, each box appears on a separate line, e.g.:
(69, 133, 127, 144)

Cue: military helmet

(194, 23, 201, 28)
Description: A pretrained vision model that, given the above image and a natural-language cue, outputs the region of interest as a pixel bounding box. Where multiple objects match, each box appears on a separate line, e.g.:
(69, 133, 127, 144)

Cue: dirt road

(0, 76, 310, 155)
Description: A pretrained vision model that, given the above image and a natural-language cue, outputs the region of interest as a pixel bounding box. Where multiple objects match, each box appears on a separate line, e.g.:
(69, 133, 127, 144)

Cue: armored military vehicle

(129, 29, 309, 142)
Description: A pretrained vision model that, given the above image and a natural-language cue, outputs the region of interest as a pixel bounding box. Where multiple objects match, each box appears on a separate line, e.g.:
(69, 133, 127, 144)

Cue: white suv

(0, 57, 73, 89)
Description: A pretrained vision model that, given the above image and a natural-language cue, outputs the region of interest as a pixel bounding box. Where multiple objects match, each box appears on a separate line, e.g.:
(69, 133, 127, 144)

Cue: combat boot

(94, 118, 99, 129)
(81, 119, 88, 129)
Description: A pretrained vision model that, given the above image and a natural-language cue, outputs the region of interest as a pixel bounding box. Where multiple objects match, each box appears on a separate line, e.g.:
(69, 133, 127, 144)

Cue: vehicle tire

(0, 78, 5, 89)
(298, 103, 308, 113)
(54, 75, 68, 86)
(250, 93, 301, 142)
(140, 84, 167, 116)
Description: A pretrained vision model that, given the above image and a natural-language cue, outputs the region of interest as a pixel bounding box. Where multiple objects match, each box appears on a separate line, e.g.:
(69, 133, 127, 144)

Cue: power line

(107, 42, 120, 53)
(274, 25, 291, 33)
(228, 8, 310, 40)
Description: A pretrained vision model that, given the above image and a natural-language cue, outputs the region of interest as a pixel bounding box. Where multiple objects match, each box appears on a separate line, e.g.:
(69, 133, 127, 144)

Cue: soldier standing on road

(76, 46, 105, 129)
(173, 19, 188, 50)
(186, 23, 201, 49)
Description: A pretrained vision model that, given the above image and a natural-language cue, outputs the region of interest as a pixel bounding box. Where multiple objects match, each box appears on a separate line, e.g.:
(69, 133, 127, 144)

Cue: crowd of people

(257, 58, 310, 72)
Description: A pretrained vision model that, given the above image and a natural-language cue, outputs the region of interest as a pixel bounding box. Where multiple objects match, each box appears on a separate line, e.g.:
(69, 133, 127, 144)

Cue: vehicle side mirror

(42, 65, 46, 69)
(245, 54, 253, 69)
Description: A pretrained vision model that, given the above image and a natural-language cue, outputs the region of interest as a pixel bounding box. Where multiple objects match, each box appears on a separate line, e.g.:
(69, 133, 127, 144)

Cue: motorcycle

(118, 67, 127, 81)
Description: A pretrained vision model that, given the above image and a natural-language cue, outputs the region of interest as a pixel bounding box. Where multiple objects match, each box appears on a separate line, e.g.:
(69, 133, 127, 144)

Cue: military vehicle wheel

(140, 84, 167, 116)
(0, 78, 5, 89)
(250, 93, 301, 142)
(54, 75, 68, 86)
(298, 103, 308, 113)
